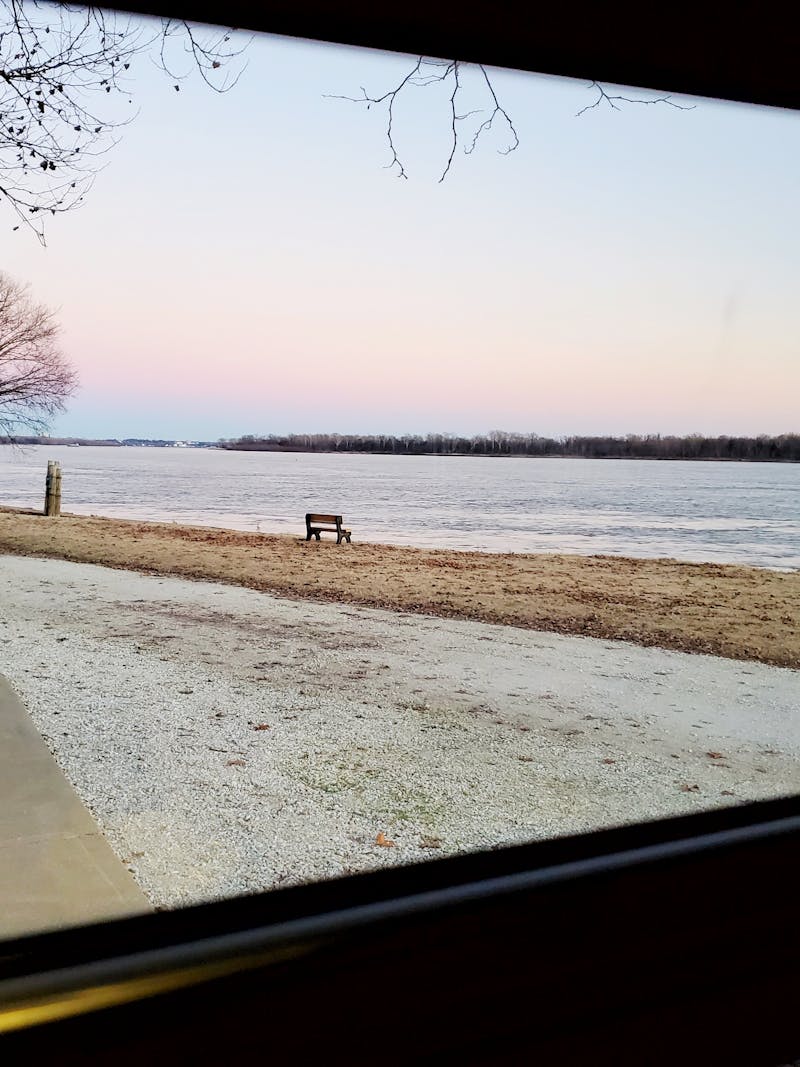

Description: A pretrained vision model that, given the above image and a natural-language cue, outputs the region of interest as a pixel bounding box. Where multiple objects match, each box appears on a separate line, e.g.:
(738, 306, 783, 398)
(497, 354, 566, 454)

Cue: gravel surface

(2, 554, 798, 911)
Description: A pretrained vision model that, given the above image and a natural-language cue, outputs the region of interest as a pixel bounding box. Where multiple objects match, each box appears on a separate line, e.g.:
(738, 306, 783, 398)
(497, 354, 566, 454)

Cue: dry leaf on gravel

(680, 783, 700, 792)
(375, 832, 395, 848)
(252, 723, 271, 731)
(226, 758, 247, 767)
(706, 751, 724, 759)
(420, 835, 442, 849)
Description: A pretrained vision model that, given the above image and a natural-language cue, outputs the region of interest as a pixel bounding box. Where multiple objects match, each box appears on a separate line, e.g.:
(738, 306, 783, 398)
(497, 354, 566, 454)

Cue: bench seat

(305, 513, 352, 544)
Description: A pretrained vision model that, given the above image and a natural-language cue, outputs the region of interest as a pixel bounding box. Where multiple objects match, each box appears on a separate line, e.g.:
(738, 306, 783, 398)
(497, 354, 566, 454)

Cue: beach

(1, 550, 798, 910)
(1, 508, 799, 668)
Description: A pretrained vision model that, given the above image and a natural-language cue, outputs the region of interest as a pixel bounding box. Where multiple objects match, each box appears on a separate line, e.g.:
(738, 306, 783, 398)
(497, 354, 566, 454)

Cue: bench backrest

(306, 513, 342, 525)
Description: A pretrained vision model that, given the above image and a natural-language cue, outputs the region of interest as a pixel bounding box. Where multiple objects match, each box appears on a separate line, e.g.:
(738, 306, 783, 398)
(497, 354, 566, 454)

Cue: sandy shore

(2, 554, 798, 911)
(1, 508, 798, 667)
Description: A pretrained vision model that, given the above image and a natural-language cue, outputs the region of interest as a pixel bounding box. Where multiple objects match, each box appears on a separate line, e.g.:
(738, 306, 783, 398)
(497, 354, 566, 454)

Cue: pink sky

(5, 28, 799, 439)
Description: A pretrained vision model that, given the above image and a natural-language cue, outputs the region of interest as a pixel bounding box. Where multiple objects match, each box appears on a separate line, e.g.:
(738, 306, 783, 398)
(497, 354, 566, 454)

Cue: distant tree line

(2, 436, 122, 447)
(1, 437, 217, 448)
(218, 432, 800, 462)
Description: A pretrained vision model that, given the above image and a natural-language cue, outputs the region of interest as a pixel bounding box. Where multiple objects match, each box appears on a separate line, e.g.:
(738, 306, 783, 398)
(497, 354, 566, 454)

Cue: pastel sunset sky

(5, 15, 800, 440)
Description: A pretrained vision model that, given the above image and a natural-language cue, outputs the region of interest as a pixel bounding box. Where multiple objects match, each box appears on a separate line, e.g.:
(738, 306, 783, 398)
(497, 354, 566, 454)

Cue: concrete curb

(0, 674, 150, 939)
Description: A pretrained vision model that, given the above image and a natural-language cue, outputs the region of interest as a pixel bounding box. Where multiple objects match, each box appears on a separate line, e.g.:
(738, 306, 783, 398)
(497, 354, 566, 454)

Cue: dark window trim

(2, 796, 800, 1064)
(100, 2, 800, 111)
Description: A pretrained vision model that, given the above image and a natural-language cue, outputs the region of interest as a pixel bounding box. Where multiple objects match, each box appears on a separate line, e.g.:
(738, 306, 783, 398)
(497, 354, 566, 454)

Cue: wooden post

(44, 460, 62, 517)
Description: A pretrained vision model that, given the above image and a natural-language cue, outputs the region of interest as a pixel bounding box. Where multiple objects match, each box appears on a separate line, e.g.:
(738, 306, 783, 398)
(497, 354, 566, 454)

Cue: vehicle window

(1, 3, 798, 939)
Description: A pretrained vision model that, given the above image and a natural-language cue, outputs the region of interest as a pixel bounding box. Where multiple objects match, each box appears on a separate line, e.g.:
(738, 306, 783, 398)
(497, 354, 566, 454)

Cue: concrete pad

(0, 674, 149, 939)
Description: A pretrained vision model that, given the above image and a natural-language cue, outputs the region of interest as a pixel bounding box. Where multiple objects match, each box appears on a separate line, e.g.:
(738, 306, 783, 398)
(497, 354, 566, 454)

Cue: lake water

(1, 446, 798, 569)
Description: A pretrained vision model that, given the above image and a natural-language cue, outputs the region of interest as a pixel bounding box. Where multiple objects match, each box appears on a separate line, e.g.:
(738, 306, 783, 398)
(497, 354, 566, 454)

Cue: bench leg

(306, 532, 312, 541)
(314, 531, 321, 541)
(337, 533, 342, 544)
(345, 533, 351, 543)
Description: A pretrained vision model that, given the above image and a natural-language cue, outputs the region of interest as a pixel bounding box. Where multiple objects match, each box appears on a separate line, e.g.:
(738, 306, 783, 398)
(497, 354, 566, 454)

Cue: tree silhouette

(326, 58, 519, 182)
(2, 3, 695, 238)
(0, 2, 246, 242)
(219, 431, 800, 463)
(0, 271, 76, 439)
(327, 60, 693, 182)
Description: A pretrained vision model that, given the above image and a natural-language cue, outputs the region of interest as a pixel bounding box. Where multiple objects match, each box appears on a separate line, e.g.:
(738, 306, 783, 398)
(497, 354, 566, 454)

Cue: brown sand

(1, 508, 798, 669)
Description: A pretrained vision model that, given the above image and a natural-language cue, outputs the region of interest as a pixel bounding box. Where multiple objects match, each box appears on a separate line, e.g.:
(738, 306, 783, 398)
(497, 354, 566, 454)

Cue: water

(1, 446, 798, 569)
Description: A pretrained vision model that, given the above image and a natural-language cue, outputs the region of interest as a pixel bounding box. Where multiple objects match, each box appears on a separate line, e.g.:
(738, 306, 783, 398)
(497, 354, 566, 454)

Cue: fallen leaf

(602, 758, 616, 764)
(721, 790, 735, 796)
(706, 751, 724, 759)
(420, 835, 442, 849)
(226, 758, 246, 767)
(517, 755, 534, 763)
(252, 723, 271, 731)
(375, 832, 395, 848)
(680, 783, 700, 793)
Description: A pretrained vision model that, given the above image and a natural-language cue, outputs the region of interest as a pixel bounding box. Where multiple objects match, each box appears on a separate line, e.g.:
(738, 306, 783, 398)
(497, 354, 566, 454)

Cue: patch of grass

(289, 756, 381, 795)
(378, 784, 448, 829)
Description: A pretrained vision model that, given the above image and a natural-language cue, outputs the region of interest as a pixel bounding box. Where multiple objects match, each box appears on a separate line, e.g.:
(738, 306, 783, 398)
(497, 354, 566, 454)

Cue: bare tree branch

(325, 57, 425, 178)
(154, 17, 251, 94)
(464, 65, 519, 158)
(0, 3, 247, 243)
(576, 80, 696, 118)
(440, 59, 460, 182)
(328, 60, 694, 181)
(326, 57, 520, 182)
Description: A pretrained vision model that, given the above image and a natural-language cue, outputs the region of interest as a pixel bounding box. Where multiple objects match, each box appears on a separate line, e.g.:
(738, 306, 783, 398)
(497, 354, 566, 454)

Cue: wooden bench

(305, 513, 352, 544)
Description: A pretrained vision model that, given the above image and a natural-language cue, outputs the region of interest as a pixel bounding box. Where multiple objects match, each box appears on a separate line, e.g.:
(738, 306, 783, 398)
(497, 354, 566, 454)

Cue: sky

(4, 14, 800, 440)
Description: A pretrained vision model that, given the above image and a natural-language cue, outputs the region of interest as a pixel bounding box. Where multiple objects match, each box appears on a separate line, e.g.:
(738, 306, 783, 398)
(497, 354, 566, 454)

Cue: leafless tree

(219, 431, 800, 462)
(0, 271, 77, 439)
(0, 1, 246, 242)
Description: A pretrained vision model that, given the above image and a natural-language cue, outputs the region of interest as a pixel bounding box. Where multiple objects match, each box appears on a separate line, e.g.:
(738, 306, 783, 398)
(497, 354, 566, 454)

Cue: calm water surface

(1, 447, 798, 569)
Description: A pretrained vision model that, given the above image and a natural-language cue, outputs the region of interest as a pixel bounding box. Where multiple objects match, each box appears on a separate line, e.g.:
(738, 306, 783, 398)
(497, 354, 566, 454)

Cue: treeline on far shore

(218, 432, 800, 462)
